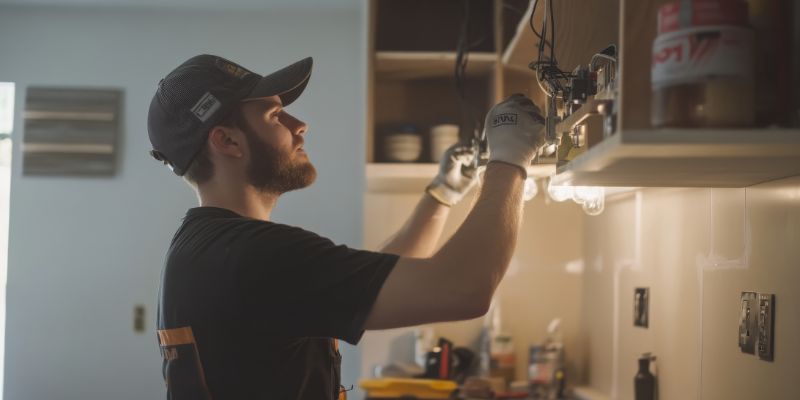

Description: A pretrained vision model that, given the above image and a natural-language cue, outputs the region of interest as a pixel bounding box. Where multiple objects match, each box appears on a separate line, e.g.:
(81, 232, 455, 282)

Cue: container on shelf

(383, 124, 422, 162)
(651, 0, 755, 128)
(429, 123, 460, 162)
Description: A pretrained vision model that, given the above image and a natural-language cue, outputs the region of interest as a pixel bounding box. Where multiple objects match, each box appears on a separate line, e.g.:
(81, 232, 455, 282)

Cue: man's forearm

(431, 162, 525, 304)
(379, 193, 451, 257)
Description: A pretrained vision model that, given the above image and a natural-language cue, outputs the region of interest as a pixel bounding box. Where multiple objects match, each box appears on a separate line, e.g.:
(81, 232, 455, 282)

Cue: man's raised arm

(366, 94, 546, 329)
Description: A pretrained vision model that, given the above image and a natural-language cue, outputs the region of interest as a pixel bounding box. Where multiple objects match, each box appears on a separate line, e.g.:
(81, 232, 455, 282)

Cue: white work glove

(483, 93, 546, 175)
(426, 142, 479, 207)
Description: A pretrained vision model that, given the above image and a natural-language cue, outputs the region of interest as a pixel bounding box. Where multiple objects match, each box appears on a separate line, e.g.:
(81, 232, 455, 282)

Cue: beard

(242, 127, 317, 194)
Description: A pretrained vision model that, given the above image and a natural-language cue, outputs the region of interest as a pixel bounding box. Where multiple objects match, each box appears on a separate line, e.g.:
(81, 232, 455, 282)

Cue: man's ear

(207, 126, 244, 159)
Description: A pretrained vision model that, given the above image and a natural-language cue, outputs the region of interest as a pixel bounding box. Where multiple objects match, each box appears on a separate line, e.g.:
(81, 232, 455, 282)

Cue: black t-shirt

(156, 207, 398, 399)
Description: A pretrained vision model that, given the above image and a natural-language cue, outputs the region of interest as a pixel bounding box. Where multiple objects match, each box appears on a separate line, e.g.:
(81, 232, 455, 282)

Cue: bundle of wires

(527, 0, 573, 99)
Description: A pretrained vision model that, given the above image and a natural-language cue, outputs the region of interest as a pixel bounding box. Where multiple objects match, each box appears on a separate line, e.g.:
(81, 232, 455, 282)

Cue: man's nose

(284, 113, 308, 136)
(296, 120, 308, 136)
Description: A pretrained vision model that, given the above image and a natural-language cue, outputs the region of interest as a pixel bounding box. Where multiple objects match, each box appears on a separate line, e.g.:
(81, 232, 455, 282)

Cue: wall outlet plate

(739, 292, 758, 354)
(133, 305, 146, 333)
(757, 293, 775, 361)
(634, 287, 649, 328)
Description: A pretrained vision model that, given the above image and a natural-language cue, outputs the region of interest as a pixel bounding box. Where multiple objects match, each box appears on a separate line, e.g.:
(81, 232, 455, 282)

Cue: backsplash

(360, 175, 800, 399)
(580, 177, 800, 399)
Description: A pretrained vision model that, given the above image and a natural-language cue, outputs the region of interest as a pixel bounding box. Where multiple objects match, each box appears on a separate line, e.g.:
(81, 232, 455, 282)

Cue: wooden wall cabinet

(367, 0, 800, 187)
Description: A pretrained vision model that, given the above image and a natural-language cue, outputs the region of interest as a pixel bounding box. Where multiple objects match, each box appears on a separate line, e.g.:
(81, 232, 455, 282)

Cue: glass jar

(651, 0, 755, 128)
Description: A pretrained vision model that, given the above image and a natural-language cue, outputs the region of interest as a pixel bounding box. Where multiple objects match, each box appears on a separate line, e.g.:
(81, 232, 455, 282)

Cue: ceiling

(0, 0, 360, 10)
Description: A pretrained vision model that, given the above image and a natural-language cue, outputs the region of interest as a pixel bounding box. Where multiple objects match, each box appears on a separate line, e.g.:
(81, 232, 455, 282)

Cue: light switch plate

(757, 293, 775, 361)
(634, 287, 649, 328)
(134, 305, 146, 333)
(739, 292, 757, 354)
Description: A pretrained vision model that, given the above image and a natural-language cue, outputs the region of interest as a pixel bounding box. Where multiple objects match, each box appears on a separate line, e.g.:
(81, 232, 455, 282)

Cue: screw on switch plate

(757, 293, 775, 361)
(739, 292, 757, 354)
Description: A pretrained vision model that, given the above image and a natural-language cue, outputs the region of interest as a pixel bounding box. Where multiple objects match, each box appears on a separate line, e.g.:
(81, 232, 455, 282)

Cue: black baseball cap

(147, 54, 313, 176)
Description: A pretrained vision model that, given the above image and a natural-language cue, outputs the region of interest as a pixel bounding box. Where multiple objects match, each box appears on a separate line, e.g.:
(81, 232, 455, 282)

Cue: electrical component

(634, 288, 650, 328)
(526, 0, 618, 164)
(739, 291, 758, 354)
(592, 45, 618, 101)
(566, 66, 597, 115)
(757, 293, 775, 361)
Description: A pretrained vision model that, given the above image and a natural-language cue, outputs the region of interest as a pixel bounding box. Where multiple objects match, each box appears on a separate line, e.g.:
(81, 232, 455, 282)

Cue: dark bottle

(634, 353, 656, 400)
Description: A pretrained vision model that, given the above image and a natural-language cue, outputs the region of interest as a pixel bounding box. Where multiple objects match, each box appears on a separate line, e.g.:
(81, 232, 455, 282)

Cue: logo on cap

(190, 92, 221, 122)
(215, 58, 250, 79)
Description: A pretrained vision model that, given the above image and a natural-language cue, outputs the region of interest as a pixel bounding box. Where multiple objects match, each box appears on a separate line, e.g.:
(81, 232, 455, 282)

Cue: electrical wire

(454, 0, 484, 145)
(529, 0, 572, 99)
(528, 0, 552, 51)
(540, 0, 548, 57)
(549, 0, 556, 65)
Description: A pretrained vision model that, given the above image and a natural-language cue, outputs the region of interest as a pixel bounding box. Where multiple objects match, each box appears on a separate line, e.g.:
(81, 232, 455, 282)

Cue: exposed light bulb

(547, 176, 573, 202)
(582, 195, 605, 216)
(572, 186, 604, 205)
(523, 177, 538, 201)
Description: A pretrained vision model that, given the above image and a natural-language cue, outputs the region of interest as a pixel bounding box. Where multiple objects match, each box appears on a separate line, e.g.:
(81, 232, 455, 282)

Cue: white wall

(0, 4, 365, 399)
(362, 179, 585, 389)
(580, 178, 800, 400)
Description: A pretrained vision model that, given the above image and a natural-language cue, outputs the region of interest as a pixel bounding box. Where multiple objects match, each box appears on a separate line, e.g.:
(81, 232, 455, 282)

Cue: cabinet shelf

(375, 51, 497, 80)
(551, 128, 800, 188)
(367, 162, 556, 180)
(367, 162, 557, 193)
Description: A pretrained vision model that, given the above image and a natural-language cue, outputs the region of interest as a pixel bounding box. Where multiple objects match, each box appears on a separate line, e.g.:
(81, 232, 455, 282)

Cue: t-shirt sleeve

(237, 223, 399, 345)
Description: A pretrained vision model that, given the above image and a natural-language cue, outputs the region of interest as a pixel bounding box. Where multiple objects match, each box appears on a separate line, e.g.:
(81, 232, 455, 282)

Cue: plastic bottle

(634, 353, 656, 400)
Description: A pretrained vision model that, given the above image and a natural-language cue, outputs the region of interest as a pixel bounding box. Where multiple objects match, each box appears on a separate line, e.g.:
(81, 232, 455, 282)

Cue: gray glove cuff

(426, 181, 463, 207)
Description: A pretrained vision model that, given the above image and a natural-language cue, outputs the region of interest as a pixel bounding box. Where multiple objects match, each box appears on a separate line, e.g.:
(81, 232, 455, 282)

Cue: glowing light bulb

(523, 177, 538, 201)
(547, 176, 573, 202)
(582, 195, 605, 216)
(572, 186, 604, 205)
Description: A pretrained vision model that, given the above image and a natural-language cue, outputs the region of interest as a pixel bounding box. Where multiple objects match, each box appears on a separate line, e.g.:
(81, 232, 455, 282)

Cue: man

(148, 54, 544, 400)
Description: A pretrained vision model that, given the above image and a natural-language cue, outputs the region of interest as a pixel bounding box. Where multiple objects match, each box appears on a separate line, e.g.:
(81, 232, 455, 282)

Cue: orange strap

(158, 326, 196, 346)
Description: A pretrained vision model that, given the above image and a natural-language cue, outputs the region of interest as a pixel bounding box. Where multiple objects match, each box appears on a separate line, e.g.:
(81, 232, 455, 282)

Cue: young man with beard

(148, 55, 545, 400)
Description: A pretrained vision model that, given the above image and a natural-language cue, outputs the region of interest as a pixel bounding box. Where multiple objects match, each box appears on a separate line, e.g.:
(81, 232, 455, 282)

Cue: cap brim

(243, 57, 312, 106)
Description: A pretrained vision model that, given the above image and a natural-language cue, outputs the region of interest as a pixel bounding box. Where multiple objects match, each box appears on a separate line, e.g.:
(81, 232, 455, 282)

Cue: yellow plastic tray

(359, 378, 457, 399)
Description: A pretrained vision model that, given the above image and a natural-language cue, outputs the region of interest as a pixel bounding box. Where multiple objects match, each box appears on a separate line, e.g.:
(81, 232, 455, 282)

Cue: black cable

(528, 0, 578, 99)
(528, 0, 552, 53)
(453, 0, 482, 142)
(549, 0, 556, 65)
(539, 0, 548, 57)
(529, 0, 539, 39)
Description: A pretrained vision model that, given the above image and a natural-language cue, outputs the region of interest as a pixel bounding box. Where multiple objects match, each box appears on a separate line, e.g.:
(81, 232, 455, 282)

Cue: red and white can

(650, 0, 755, 127)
